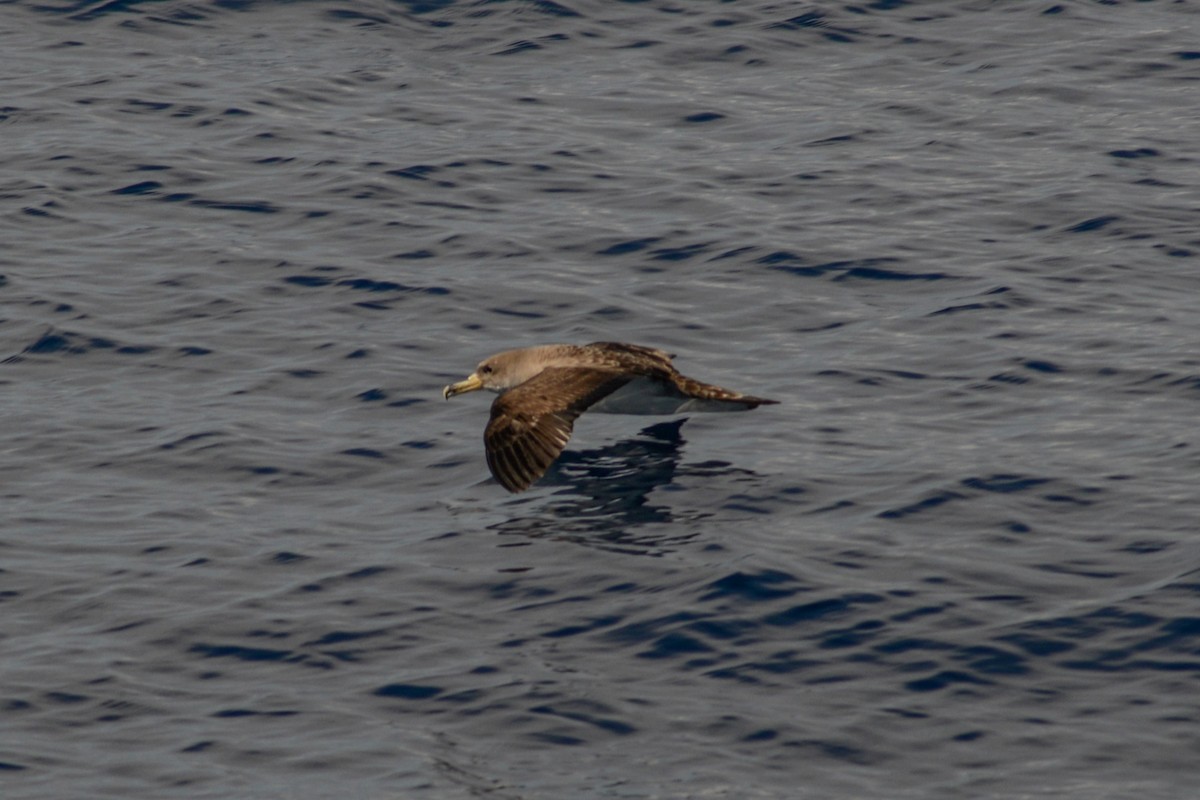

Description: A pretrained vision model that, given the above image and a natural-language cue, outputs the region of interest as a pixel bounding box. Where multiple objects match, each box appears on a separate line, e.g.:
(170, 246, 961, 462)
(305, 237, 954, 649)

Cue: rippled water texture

(3, 1, 1200, 798)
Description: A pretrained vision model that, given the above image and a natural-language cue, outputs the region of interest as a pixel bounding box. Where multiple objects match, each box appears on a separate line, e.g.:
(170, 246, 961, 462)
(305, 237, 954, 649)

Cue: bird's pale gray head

(443, 347, 556, 399)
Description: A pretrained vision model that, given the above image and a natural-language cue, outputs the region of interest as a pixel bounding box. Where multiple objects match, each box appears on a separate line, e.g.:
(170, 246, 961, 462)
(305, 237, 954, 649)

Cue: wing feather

(484, 367, 631, 492)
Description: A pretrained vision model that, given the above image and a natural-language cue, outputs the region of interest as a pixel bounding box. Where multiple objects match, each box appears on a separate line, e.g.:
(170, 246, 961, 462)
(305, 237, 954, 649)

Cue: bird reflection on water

(487, 419, 760, 555)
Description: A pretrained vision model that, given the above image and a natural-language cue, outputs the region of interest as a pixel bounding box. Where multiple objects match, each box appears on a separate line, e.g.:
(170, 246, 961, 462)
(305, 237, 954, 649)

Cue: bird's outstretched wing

(484, 367, 631, 492)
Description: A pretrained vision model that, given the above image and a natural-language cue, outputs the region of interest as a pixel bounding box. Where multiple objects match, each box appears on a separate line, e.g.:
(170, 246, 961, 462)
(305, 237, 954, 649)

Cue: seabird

(442, 342, 778, 492)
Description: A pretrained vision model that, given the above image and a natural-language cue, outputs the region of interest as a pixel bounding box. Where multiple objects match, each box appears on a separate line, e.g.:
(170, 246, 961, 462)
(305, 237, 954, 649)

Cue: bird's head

(443, 347, 555, 399)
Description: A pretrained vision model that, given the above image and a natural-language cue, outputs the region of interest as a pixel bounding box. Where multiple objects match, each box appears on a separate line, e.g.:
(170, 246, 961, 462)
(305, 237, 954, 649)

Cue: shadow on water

(487, 419, 759, 555)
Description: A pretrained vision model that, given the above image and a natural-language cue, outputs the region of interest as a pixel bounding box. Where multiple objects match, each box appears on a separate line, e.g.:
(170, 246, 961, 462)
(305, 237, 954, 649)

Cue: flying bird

(442, 342, 777, 492)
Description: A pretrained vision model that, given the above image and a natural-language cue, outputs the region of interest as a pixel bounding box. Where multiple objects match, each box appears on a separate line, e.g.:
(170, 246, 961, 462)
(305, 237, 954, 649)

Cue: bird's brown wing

(484, 367, 631, 493)
(583, 341, 677, 370)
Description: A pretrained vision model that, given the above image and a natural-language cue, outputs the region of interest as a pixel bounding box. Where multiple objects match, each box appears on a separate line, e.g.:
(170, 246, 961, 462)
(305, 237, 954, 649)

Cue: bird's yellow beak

(443, 372, 483, 400)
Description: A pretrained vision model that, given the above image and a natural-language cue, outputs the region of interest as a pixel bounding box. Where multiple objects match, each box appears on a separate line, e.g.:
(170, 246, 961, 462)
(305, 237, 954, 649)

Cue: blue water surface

(2, 1, 1199, 798)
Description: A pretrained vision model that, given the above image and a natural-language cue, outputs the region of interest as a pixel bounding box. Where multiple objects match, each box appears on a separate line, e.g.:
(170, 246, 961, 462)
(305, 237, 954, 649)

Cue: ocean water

(3, 1, 1199, 798)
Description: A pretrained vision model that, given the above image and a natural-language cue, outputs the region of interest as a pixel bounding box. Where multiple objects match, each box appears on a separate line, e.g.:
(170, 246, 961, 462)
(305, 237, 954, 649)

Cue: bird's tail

(674, 376, 779, 411)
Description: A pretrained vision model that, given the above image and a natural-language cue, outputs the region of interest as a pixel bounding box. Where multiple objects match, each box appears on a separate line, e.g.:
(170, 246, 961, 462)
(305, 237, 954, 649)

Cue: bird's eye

(480, 365, 493, 375)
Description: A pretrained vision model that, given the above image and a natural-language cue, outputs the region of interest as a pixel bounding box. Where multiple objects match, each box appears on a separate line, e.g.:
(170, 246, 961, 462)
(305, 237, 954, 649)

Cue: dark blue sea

(3, 1, 1199, 797)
